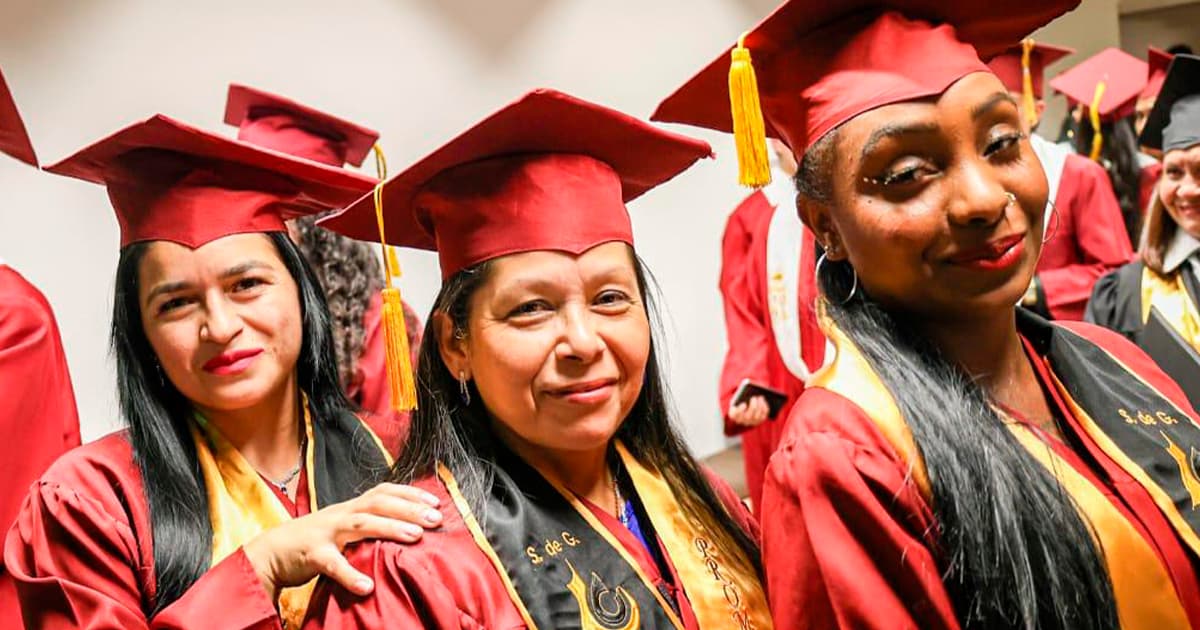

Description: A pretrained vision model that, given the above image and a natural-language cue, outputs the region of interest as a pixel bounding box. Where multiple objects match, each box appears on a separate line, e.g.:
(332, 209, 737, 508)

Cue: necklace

(262, 436, 306, 495)
(611, 465, 631, 529)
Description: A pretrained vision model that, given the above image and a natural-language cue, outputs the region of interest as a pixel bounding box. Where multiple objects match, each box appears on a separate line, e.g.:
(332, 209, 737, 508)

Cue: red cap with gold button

(45, 114, 377, 248)
(318, 88, 713, 280)
(0, 68, 37, 166)
(224, 83, 380, 167)
(650, 0, 1081, 188)
(1049, 47, 1148, 122)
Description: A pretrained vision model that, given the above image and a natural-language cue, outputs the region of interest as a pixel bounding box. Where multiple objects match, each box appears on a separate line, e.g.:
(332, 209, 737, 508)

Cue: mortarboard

(987, 40, 1074, 128)
(224, 83, 380, 168)
(1143, 47, 1174, 102)
(318, 88, 713, 281)
(1049, 47, 1148, 161)
(1140, 54, 1200, 153)
(651, 0, 1079, 187)
(0, 68, 37, 166)
(45, 114, 376, 248)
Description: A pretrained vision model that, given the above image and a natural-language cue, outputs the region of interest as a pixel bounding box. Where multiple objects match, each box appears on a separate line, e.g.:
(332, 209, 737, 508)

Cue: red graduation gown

(762, 322, 1200, 629)
(301, 471, 756, 629)
(719, 190, 776, 309)
(719, 197, 824, 512)
(350, 292, 420, 456)
(3, 433, 283, 629)
(1037, 154, 1135, 321)
(0, 264, 82, 628)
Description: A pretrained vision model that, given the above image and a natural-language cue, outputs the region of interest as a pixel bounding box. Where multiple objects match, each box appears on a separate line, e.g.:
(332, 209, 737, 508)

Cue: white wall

(0, 0, 1120, 457)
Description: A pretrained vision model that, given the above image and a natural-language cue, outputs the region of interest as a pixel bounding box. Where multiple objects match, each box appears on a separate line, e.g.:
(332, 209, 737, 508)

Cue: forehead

(485, 241, 637, 288)
(138, 232, 284, 282)
(836, 72, 1012, 142)
(1166, 144, 1200, 163)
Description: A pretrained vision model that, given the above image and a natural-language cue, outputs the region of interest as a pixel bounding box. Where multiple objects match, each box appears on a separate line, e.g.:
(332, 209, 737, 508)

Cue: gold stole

(439, 442, 774, 630)
(1141, 266, 1200, 353)
(812, 319, 1190, 629)
(191, 401, 392, 629)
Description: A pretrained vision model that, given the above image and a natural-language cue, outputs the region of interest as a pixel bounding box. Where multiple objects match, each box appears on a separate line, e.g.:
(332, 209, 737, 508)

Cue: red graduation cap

(224, 83, 380, 167)
(651, 0, 1079, 187)
(1049, 47, 1148, 122)
(1142, 47, 1174, 101)
(318, 88, 713, 280)
(0, 68, 37, 166)
(46, 114, 377, 248)
(987, 40, 1075, 99)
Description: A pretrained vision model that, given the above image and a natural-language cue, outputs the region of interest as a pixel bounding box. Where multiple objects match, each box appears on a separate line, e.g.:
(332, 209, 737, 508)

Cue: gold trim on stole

(1141, 266, 1200, 353)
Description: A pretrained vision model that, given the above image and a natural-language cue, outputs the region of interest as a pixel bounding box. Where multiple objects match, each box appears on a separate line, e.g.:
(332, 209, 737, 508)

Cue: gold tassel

(1089, 81, 1107, 162)
(728, 32, 771, 188)
(1020, 39, 1039, 130)
(370, 144, 417, 411)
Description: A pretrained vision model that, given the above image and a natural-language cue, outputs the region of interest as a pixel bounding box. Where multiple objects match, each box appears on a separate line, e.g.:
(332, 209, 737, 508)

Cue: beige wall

(0, 0, 1129, 456)
(1032, 0, 1124, 140)
(1120, 2, 1200, 57)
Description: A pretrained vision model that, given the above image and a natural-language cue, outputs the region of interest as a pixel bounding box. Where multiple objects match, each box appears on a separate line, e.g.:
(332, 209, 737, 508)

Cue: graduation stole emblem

(438, 441, 772, 630)
(191, 397, 391, 629)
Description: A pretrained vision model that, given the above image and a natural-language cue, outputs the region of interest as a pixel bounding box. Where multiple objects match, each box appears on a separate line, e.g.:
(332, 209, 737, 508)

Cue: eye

(157, 296, 193, 315)
(984, 130, 1025, 159)
(231, 277, 267, 292)
(871, 159, 939, 188)
(593, 289, 633, 310)
(505, 299, 553, 319)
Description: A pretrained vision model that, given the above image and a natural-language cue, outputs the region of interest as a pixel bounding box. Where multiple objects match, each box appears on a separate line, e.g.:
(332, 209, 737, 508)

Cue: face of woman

(809, 72, 1048, 321)
(138, 233, 303, 415)
(1161, 144, 1200, 239)
(440, 241, 651, 458)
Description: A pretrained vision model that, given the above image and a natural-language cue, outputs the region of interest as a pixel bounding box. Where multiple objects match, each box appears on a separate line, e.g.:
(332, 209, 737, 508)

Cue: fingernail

(420, 492, 440, 507)
(356, 578, 374, 592)
(423, 509, 443, 525)
(400, 522, 424, 537)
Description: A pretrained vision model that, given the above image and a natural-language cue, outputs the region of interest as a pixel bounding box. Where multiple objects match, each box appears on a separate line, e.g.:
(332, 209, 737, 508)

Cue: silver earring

(1005, 192, 1017, 207)
(458, 371, 471, 406)
(815, 251, 858, 305)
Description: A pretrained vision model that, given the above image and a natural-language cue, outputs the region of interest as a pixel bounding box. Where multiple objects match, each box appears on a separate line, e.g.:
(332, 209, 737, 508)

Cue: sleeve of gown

(1039, 159, 1135, 321)
(761, 394, 958, 630)
(1084, 265, 1143, 342)
(718, 214, 774, 437)
(5, 480, 281, 630)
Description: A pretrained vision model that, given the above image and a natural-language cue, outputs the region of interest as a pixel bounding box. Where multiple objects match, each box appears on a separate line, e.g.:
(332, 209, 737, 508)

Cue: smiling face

(137, 232, 303, 415)
(1161, 144, 1200, 239)
(437, 241, 650, 459)
(800, 71, 1048, 322)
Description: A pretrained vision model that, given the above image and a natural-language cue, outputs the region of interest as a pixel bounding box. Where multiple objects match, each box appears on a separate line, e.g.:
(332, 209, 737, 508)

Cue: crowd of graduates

(3, 0, 1200, 628)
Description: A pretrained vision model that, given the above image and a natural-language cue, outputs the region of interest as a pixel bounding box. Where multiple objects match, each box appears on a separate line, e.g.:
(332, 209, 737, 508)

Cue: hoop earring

(458, 371, 471, 406)
(1043, 201, 1061, 244)
(815, 252, 858, 305)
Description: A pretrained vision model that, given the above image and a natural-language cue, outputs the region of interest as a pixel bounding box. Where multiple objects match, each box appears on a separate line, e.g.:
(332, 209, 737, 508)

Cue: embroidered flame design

(1162, 431, 1200, 509)
(565, 559, 640, 630)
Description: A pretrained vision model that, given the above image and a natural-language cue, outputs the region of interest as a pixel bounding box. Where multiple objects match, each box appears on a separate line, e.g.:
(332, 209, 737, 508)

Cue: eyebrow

(144, 260, 273, 304)
(971, 92, 1019, 120)
(860, 121, 940, 160)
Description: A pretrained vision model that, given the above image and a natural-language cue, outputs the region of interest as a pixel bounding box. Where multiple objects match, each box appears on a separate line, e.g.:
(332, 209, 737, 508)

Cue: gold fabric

(1141, 266, 1200, 353)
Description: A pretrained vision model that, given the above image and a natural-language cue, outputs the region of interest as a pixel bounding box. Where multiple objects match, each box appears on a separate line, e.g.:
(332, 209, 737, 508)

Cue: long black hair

(111, 231, 350, 614)
(390, 247, 762, 577)
(1074, 117, 1143, 242)
(796, 131, 1119, 629)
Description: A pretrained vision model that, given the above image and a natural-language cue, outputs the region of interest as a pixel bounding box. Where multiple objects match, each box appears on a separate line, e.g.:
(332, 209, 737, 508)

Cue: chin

(191, 377, 278, 412)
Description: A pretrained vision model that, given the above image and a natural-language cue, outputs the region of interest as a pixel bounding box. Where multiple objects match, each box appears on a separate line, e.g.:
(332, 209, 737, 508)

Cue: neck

(197, 377, 303, 479)
(494, 425, 616, 516)
(912, 308, 1028, 398)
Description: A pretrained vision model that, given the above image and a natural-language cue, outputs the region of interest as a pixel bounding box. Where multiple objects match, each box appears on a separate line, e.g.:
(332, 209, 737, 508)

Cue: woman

(1088, 55, 1200, 351)
(300, 88, 772, 629)
(3, 114, 443, 629)
(224, 83, 421, 450)
(656, 1, 1200, 628)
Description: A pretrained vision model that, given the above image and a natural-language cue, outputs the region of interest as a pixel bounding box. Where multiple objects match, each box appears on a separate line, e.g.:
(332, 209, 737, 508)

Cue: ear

(434, 311, 471, 380)
(796, 194, 846, 261)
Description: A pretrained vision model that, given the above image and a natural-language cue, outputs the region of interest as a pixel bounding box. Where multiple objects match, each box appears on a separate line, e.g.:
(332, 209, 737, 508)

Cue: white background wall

(0, 0, 1132, 457)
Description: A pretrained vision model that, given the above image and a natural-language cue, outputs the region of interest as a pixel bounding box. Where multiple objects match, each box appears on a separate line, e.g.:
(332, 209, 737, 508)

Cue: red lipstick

(202, 348, 263, 375)
(947, 234, 1026, 271)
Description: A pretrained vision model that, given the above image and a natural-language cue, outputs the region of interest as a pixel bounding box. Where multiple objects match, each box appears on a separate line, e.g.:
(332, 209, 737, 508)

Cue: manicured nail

(400, 522, 424, 537)
(420, 492, 440, 507)
(423, 509, 443, 525)
(356, 578, 373, 592)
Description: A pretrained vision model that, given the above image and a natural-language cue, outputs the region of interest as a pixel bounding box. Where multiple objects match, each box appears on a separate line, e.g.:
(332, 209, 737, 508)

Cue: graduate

(1088, 54, 1200, 355)
(0, 68, 82, 630)
(301, 88, 771, 629)
(1138, 48, 1175, 213)
(224, 84, 419, 453)
(4, 113, 443, 629)
(656, 0, 1200, 628)
(1051, 47, 1151, 243)
(718, 140, 825, 513)
(987, 41, 1134, 320)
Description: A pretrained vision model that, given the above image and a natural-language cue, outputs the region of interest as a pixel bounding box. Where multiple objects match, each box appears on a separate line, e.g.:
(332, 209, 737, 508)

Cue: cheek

(841, 202, 938, 272)
(143, 320, 198, 372)
(249, 287, 304, 366)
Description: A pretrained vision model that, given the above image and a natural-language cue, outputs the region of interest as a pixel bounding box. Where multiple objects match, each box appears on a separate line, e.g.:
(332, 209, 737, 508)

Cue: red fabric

(1143, 47, 1173, 101)
(44, 115, 377, 249)
(0, 68, 36, 166)
(3, 433, 282, 629)
(259, 465, 311, 519)
(319, 89, 712, 279)
(762, 321, 1200, 629)
(719, 191, 775, 307)
(719, 203, 825, 512)
(1140, 160, 1163, 216)
(651, 1, 1076, 154)
(350, 293, 417, 456)
(0, 266, 81, 628)
(1036, 154, 1135, 320)
(300, 468, 755, 629)
(1050, 48, 1149, 122)
(986, 41, 1074, 99)
(225, 84, 380, 168)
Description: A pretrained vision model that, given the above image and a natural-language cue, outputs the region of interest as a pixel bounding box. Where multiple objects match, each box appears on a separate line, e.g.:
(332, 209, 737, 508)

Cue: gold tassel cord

(1020, 39, 1039, 130)
(1089, 81, 1107, 162)
(728, 32, 772, 189)
(370, 143, 417, 412)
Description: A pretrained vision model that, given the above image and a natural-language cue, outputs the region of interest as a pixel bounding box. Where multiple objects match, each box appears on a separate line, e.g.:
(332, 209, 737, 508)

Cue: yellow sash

(811, 314, 1189, 629)
(1142, 266, 1200, 353)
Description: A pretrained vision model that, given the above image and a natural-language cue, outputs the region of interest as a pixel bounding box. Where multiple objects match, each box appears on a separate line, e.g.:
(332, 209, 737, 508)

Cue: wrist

(241, 540, 279, 599)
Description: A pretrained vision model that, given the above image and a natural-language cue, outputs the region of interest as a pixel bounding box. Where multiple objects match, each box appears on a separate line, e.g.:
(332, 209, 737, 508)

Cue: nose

(200, 295, 243, 345)
(554, 304, 605, 364)
(946, 159, 1010, 228)
(1178, 173, 1200, 202)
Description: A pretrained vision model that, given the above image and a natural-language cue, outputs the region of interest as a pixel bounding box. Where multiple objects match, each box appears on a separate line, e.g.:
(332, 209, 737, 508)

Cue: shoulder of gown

(1085, 261, 1146, 340)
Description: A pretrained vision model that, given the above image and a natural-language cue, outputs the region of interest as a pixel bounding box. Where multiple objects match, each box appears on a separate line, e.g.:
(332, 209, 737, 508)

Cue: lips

(202, 348, 264, 374)
(546, 378, 618, 404)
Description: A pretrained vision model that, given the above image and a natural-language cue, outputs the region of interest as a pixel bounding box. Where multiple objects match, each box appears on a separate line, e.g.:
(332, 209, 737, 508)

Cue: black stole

(311, 409, 392, 506)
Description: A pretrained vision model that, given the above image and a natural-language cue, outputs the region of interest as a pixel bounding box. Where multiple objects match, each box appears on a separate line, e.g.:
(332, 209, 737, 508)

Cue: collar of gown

(1162, 227, 1200, 274)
